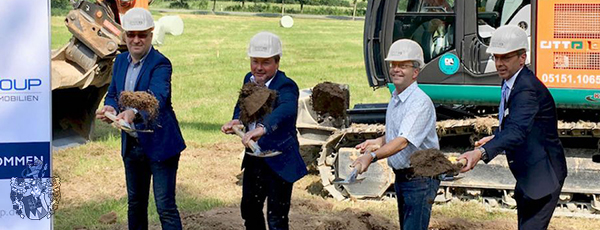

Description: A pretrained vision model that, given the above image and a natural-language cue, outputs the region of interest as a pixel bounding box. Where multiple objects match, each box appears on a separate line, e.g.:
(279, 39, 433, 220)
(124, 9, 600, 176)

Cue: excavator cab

(365, 0, 532, 103)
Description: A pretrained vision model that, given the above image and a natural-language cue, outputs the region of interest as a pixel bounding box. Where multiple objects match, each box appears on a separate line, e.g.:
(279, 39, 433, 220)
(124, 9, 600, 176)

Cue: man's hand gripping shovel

(104, 112, 153, 138)
(332, 146, 379, 185)
(232, 125, 282, 158)
(332, 165, 365, 185)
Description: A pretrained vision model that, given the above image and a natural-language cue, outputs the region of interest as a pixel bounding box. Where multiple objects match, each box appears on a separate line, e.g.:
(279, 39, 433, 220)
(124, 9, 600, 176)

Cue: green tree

(51, 0, 69, 9)
(298, 0, 309, 13)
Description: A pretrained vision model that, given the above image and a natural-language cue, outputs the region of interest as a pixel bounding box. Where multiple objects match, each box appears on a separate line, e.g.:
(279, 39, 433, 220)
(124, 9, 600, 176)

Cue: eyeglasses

(126, 32, 150, 39)
(492, 52, 521, 62)
(389, 63, 415, 70)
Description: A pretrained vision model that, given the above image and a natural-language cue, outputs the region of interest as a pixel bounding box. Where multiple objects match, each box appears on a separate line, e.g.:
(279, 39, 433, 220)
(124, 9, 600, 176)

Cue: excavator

(52, 0, 182, 148)
(297, 0, 600, 217)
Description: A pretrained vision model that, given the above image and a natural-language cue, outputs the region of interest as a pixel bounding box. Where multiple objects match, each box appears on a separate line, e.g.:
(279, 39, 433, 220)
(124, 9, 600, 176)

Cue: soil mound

(181, 201, 397, 230)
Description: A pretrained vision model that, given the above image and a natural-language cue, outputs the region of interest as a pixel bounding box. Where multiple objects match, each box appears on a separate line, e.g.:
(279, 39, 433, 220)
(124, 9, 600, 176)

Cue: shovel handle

(232, 125, 262, 153)
(104, 111, 118, 122)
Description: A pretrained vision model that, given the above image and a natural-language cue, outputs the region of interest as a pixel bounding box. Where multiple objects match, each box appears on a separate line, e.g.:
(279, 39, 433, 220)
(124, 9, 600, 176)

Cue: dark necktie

(498, 81, 509, 129)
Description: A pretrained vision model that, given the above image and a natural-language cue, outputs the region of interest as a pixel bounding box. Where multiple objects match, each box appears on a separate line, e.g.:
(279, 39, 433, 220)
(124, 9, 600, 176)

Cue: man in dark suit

(96, 8, 186, 230)
(221, 32, 307, 230)
(459, 25, 567, 230)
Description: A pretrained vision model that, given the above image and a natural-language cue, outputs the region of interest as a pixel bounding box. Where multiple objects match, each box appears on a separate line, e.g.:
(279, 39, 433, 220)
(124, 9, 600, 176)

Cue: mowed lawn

(51, 13, 389, 229)
(50, 13, 600, 230)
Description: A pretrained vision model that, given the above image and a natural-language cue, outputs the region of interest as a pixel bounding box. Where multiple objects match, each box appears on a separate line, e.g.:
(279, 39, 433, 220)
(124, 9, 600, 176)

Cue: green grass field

(150, 0, 365, 16)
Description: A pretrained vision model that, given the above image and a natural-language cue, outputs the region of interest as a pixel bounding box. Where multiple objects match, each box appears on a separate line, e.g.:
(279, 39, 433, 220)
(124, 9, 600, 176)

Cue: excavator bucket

(51, 0, 124, 148)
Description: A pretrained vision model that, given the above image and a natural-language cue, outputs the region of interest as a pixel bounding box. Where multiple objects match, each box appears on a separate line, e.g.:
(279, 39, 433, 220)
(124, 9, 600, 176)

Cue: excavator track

(312, 121, 600, 218)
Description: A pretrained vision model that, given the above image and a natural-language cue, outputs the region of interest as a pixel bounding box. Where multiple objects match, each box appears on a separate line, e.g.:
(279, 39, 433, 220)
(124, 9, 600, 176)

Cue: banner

(0, 1, 53, 229)
(536, 0, 600, 89)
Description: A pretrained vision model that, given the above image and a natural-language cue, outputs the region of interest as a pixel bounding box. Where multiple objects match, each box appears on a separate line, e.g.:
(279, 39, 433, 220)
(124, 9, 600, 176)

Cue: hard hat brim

(247, 53, 282, 58)
(123, 25, 155, 32)
(384, 57, 424, 67)
(485, 47, 526, 55)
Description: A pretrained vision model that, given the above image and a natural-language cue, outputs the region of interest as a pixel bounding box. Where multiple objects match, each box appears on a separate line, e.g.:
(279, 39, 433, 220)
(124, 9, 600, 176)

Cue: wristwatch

(126, 107, 141, 122)
(478, 147, 488, 161)
(127, 107, 139, 114)
(370, 151, 378, 163)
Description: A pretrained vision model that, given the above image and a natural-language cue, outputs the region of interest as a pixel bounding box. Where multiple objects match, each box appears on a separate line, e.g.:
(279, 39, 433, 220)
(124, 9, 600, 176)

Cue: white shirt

(247, 72, 275, 131)
(385, 82, 440, 169)
(503, 67, 523, 99)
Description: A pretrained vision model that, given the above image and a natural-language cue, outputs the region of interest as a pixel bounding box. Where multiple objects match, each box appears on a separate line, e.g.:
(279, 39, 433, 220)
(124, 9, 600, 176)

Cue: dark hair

(273, 55, 280, 64)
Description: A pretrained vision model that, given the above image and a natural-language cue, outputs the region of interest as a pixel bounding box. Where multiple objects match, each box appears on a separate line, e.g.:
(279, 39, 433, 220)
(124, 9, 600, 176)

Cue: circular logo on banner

(438, 53, 460, 75)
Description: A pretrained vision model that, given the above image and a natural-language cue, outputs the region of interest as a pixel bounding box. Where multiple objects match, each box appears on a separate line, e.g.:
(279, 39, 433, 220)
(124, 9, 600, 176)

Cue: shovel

(436, 157, 467, 180)
(232, 125, 282, 158)
(332, 166, 365, 185)
(332, 160, 367, 185)
(104, 112, 153, 138)
(332, 146, 380, 185)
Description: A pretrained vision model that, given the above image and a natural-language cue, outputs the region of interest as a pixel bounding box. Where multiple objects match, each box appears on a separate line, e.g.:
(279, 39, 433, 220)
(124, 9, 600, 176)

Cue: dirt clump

(119, 91, 159, 120)
(293, 198, 333, 212)
(410, 149, 461, 177)
(98, 211, 117, 224)
(237, 82, 277, 124)
(311, 82, 348, 119)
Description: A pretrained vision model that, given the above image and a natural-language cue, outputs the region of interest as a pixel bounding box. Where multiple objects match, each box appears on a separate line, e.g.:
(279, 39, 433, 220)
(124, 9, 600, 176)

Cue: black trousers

(515, 181, 564, 230)
(241, 156, 293, 230)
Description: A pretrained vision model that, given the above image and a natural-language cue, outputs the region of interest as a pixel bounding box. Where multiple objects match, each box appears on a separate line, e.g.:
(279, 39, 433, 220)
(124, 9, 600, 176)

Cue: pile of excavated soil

(238, 82, 277, 124)
(429, 217, 572, 230)
(181, 200, 397, 230)
(119, 91, 159, 120)
(311, 82, 347, 118)
(410, 149, 461, 177)
(430, 218, 516, 230)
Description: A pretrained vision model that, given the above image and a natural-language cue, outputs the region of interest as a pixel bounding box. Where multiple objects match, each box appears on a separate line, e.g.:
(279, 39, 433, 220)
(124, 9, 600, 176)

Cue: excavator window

(476, 0, 531, 45)
(393, 0, 455, 64)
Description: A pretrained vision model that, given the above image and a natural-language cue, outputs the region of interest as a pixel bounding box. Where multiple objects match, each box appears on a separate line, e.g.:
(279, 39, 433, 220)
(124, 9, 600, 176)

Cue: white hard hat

(486, 25, 528, 54)
(384, 39, 425, 68)
(121, 8, 155, 31)
(248, 32, 282, 58)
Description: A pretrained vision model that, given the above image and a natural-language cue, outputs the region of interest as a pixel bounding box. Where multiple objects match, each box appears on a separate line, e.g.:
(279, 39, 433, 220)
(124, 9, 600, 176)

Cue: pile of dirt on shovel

(119, 91, 159, 120)
(410, 149, 462, 177)
(238, 82, 277, 124)
(311, 82, 348, 118)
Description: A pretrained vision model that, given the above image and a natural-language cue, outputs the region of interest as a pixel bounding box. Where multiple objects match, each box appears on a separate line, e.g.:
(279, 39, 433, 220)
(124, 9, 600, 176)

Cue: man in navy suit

(96, 8, 186, 230)
(221, 32, 307, 230)
(459, 25, 567, 230)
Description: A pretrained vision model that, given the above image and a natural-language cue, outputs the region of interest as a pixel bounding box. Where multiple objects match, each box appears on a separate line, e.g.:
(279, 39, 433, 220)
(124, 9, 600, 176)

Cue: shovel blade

(332, 168, 365, 185)
(245, 151, 282, 158)
(332, 177, 365, 185)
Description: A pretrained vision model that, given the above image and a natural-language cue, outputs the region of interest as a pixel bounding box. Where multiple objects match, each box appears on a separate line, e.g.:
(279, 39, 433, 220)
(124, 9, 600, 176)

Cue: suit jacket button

(508, 160, 514, 164)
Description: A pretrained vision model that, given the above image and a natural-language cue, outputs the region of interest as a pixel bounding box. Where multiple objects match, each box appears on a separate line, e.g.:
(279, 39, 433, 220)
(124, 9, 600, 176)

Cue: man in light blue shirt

(352, 39, 439, 230)
(124, 46, 151, 92)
